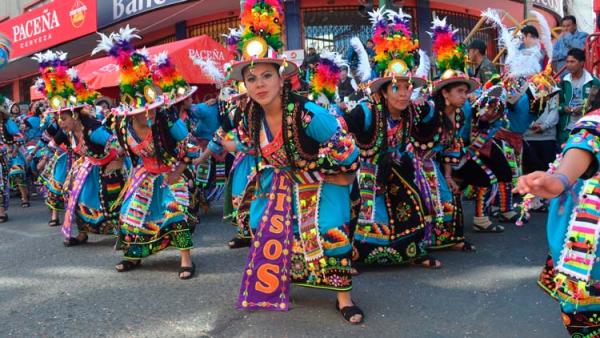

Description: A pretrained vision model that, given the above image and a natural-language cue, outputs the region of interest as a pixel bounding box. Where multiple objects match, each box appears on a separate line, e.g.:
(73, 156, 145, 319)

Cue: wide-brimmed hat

(228, 0, 297, 81)
(367, 8, 427, 93)
(429, 16, 480, 94)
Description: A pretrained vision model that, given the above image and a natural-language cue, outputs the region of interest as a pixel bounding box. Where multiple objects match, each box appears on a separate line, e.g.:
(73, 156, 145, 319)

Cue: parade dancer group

(2, 0, 599, 335)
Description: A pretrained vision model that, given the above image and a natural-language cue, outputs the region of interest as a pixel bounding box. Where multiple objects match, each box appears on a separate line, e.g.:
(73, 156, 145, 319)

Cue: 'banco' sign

(97, 0, 188, 28)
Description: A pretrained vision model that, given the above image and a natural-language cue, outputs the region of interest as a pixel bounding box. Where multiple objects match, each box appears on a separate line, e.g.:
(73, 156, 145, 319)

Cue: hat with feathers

(92, 25, 164, 116)
(368, 7, 427, 93)
(430, 16, 479, 94)
(228, 0, 297, 81)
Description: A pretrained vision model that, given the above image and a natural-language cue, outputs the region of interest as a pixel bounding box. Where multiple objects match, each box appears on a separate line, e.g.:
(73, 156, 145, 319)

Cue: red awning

(31, 35, 232, 100)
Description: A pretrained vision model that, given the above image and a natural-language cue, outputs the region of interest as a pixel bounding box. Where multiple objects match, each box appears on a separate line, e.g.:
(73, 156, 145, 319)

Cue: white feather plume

(428, 16, 458, 37)
(368, 7, 387, 26)
(414, 49, 430, 80)
(31, 52, 46, 63)
(92, 32, 114, 55)
(531, 10, 553, 63)
(350, 36, 372, 82)
(192, 56, 225, 86)
(115, 25, 140, 43)
(482, 8, 541, 77)
(319, 50, 347, 69)
(66, 68, 79, 80)
(385, 8, 411, 22)
(34, 77, 45, 88)
(222, 27, 241, 39)
(43, 50, 56, 62)
(137, 47, 150, 60)
(57, 51, 68, 61)
(153, 51, 169, 66)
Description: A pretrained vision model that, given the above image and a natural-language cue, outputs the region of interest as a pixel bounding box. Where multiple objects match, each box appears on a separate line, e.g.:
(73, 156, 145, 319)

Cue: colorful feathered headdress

(32, 50, 81, 111)
(430, 16, 479, 94)
(66, 68, 99, 106)
(229, 0, 297, 81)
(308, 51, 347, 106)
(368, 7, 426, 93)
(92, 25, 163, 115)
(153, 51, 197, 105)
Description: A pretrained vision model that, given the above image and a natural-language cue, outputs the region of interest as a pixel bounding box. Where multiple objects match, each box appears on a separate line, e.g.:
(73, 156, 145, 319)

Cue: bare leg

(19, 185, 29, 206)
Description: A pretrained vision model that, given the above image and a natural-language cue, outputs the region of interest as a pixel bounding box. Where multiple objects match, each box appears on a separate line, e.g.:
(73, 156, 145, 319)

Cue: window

(188, 16, 240, 44)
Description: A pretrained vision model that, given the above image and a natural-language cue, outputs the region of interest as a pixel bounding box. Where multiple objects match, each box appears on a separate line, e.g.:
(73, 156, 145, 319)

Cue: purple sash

(61, 158, 93, 239)
(238, 170, 293, 311)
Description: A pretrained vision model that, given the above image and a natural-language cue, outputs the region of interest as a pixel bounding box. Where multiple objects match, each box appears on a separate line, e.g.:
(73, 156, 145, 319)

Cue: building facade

(0, 0, 567, 103)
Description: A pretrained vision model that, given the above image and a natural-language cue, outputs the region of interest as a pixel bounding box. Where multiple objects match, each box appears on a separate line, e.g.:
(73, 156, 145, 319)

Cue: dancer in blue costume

(418, 16, 480, 252)
(95, 26, 198, 279)
(342, 8, 441, 268)
(5, 101, 29, 208)
(199, 88, 256, 249)
(452, 76, 510, 233)
(229, 0, 362, 324)
(0, 95, 20, 222)
(31, 50, 127, 246)
(516, 110, 600, 337)
(37, 114, 71, 227)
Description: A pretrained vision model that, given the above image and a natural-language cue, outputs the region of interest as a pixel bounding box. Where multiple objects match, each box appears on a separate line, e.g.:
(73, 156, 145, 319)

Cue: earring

(146, 109, 153, 127)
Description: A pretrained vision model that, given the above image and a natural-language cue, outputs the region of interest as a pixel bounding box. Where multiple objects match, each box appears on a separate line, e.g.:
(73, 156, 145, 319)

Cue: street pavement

(0, 196, 566, 338)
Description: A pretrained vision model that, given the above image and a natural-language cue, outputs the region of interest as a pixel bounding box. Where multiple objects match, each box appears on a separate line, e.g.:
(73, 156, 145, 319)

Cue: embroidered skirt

(353, 158, 428, 265)
(63, 159, 124, 235)
(561, 310, 600, 337)
(422, 160, 465, 249)
(8, 152, 26, 188)
(116, 169, 194, 260)
(240, 169, 353, 291)
(42, 152, 69, 211)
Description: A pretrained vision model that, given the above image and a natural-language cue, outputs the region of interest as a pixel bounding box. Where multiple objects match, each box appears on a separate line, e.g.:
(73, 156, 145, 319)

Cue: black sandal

(48, 218, 60, 227)
(63, 234, 88, 247)
(335, 300, 364, 325)
(411, 256, 443, 269)
(497, 213, 519, 223)
(228, 237, 250, 249)
(473, 223, 505, 233)
(21, 201, 30, 208)
(179, 263, 196, 280)
(115, 260, 142, 272)
(0, 214, 8, 223)
(460, 241, 476, 252)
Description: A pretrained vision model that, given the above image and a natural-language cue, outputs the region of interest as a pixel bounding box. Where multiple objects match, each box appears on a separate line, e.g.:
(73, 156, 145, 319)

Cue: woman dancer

(421, 16, 480, 251)
(343, 8, 441, 268)
(93, 26, 197, 279)
(229, 0, 363, 323)
(516, 108, 600, 337)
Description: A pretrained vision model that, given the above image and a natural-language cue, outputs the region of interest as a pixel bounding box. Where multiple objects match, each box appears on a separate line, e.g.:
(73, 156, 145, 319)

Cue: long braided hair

(246, 71, 294, 169)
(433, 82, 465, 133)
(243, 65, 294, 192)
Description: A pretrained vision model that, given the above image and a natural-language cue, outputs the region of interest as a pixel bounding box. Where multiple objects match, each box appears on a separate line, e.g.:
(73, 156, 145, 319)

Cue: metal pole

(523, 0, 529, 19)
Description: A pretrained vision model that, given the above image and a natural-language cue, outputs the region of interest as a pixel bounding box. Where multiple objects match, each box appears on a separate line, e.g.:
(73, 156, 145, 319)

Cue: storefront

(0, 0, 564, 103)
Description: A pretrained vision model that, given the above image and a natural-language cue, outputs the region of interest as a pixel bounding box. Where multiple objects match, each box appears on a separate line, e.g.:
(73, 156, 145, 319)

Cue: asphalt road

(0, 197, 566, 338)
